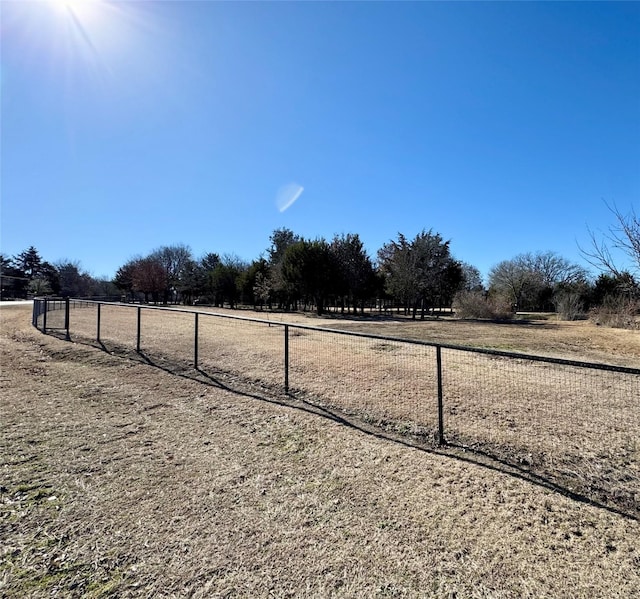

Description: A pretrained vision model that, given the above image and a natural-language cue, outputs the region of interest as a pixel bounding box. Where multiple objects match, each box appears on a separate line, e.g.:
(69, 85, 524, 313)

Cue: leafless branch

(578, 202, 640, 277)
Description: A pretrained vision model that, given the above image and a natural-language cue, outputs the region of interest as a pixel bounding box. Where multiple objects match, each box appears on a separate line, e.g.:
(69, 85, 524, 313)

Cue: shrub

(453, 291, 514, 320)
(554, 292, 586, 321)
(589, 295, 640, 330)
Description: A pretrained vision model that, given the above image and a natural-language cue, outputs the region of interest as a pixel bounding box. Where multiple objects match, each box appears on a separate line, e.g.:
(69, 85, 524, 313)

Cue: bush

(453, 291, 513, 320)
(554, 292, 586, 321)
(589, 295, 640, 330)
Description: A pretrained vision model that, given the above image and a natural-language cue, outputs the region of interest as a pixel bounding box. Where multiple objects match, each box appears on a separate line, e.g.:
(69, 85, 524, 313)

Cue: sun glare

(48, 0, 102, 25)
(50, 0, 94, 11)
(6, 0, 182, 115)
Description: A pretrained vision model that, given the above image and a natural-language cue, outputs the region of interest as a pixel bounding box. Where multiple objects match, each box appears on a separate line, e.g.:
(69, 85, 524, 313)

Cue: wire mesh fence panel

(196, 314, 286, 390)
(288, 328, 440, 438)
(42, 300, 67, 330)
(96, 304, 140, 350)
(442, 348, 640, 512)
(67, 300, 98, 339)
(136, 308, 194, 368)
(33, 299, 46, 329)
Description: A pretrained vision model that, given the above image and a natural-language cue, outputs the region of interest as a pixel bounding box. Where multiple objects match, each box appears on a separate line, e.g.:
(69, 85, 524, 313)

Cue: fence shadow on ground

(49, 330, 639, 522)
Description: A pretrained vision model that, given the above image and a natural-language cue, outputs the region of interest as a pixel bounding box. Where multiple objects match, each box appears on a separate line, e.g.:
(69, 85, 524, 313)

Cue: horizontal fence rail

(32, 298, 640, 517)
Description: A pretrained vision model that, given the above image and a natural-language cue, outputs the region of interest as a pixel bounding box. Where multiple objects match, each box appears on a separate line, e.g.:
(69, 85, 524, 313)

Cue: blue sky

(2, 0, 639, 282)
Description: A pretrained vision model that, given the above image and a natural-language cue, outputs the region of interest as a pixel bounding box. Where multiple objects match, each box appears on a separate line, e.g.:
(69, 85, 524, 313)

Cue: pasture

(2, 303, 639, 597)
(45, 301, 640, 516)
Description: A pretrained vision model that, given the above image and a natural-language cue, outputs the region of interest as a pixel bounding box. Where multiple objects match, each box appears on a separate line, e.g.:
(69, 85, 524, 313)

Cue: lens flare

(276, 183, 304, 213)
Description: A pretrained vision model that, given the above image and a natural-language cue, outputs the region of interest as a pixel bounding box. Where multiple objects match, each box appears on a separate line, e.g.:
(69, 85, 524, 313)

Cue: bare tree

(524, 251, 588, 287)
(580, 203, 640, 277)
(130, 257, 167, 303)
(488, 258, 534, 310)
(150, 244, 193, 304)
(459, 262, 484, 292)
(489, 251, 588, 311)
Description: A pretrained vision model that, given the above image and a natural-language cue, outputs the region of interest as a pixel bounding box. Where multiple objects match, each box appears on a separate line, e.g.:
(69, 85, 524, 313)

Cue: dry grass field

(2, 303, 640, 597)
(55, 302, 639, 517)
(326, 313, 640, 369)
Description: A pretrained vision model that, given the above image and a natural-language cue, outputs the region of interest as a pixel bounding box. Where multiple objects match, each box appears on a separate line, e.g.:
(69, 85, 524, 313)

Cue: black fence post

(284, 324, 289, 393)
(97, 303, 101, 343)
(64, 298, 71, 340)
(43, 299, 48, 333)
(136, 306, 141, 353)
(194, 312, 199, 369)
(436, 345, 445, 446)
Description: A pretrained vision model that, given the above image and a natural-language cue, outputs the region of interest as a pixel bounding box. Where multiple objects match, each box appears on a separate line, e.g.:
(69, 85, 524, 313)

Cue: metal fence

(32, 297, 70, 338)
(32, 298, 640, 517)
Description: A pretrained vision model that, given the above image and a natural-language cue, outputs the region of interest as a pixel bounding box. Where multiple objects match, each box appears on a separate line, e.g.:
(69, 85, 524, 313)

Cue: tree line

(0, 247, 118, 300)
(2, 206, 638, 327)
(105, 230, 488, 317)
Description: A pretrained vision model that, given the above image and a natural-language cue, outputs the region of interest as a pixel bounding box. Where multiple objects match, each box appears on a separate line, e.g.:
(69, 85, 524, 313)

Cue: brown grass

(2, 303, 640, 597)
(57, 302, 640, 516)
(323, 313, 640, 368)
